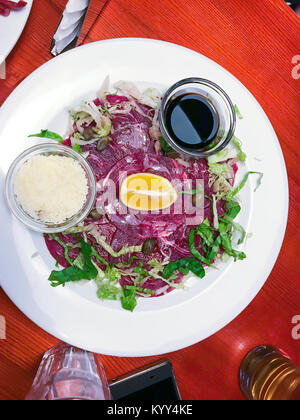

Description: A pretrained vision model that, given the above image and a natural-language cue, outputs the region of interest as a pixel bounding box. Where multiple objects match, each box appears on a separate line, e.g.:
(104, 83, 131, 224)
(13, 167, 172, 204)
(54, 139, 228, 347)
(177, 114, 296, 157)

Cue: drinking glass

(239, 345, 300, 400)
(26, 342, 111, 400)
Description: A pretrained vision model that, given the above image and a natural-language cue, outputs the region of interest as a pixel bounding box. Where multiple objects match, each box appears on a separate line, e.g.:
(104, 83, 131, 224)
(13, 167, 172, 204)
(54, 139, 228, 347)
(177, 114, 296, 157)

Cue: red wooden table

(0, 0, 299, 400)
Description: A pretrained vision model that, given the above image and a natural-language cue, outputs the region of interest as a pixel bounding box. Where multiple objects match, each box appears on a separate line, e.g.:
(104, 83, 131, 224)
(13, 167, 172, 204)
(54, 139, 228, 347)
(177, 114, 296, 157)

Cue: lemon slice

(120, 173, 178, 211)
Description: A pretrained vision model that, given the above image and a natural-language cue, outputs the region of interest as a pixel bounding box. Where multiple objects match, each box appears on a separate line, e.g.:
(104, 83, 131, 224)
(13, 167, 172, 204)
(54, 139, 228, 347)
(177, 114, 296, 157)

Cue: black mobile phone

(285, 0, 300, 10)
(109, 359, 181, 401)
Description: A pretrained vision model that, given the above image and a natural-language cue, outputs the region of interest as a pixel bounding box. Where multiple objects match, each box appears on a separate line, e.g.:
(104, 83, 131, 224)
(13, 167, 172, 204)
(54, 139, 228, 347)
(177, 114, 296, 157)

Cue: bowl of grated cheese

(5, 143, 96, 233)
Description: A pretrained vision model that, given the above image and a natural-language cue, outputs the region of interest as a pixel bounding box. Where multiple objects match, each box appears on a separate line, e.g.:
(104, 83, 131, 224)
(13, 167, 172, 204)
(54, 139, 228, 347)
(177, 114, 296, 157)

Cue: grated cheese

(15, 155, 88, 224)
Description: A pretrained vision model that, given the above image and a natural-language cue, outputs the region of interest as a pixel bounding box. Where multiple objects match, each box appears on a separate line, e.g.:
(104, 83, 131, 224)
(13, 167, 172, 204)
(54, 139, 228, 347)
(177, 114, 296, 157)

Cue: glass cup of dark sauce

(159, 78, 236, 158)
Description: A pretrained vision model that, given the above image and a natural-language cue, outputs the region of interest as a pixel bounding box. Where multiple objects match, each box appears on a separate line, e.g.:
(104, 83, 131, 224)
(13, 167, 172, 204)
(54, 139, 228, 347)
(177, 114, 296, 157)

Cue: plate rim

(0, 0, 33, 61)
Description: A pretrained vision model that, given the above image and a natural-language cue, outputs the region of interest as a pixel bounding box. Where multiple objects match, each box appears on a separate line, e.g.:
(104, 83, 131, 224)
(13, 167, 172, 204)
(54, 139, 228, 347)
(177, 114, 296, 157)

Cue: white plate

(0, 39, 288, 356)
(0, 0, 33, 62)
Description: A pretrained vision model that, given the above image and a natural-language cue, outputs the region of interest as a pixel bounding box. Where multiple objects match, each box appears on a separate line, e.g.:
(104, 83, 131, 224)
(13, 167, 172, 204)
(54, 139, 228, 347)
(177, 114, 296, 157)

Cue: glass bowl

(159, 77, 236, 158)
(5, 143, 96, 233)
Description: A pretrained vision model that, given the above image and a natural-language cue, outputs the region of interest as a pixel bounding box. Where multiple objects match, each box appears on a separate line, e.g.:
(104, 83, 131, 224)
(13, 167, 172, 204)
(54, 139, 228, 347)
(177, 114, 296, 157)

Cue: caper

(96, 138, 109, 152)
(89, 209, 103, 220)
(166, 150, 180, 159)
(142, 238, 157, 255)
(83, 127, 95, 141)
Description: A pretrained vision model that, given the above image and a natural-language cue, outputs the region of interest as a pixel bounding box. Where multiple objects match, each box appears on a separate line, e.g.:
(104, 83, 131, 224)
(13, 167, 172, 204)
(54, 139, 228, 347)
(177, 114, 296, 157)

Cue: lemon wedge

(120, 173, 178, 211)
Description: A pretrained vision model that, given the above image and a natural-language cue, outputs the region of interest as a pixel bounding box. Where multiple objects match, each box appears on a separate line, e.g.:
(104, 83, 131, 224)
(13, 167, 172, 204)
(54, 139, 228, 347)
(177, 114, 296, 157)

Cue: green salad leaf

(73, 144, 83, 154)
(121, 286, 138, 311)
(28, 129, 64, 143)
(207, 147, 238, 164)
(188, 228, 215, 267)
(232, 136, 246, 162)
(162, 258, 205, 280)
(97, 284, 121, 301)
(159, 136, 172, 154)
(227, 171, 263, 199)
(208, 162, 231, 177)
(49, 240, 98, 287)
(96, 121, 112, 138)
(234, 105, 243, 120)
(218, 223, 246, 261)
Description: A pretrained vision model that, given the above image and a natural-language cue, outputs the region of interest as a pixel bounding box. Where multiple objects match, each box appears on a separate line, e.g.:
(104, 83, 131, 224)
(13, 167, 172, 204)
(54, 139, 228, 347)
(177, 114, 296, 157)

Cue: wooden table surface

(0, 0, 299, 400)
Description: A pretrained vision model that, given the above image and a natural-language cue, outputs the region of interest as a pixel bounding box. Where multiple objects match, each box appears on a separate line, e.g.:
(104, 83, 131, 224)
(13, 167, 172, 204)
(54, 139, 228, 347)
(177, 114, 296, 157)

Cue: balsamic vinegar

(165, 93, 219, 149)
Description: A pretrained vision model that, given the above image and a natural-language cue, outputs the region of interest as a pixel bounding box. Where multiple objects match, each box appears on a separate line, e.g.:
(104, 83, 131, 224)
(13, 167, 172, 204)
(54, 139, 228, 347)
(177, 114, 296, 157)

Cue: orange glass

(239, 345, 300, 400)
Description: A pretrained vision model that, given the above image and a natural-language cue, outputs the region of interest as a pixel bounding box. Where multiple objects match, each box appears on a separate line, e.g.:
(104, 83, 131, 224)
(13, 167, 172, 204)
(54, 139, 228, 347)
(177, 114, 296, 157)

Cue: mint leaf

(49, 239, 97, 287)
(121, 286, 137, 311)
(162, 258, 205, 280)
(73, 144, 83, 154)
(159, 136, 172, 153)
(28, 129, 64, 143)
(218, 222, 246, 261)
(188, 228, 215, 266)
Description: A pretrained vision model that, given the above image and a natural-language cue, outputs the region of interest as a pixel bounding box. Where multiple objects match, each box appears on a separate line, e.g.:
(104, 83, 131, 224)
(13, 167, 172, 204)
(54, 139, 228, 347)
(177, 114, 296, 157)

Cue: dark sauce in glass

(165, 93, 219, 149)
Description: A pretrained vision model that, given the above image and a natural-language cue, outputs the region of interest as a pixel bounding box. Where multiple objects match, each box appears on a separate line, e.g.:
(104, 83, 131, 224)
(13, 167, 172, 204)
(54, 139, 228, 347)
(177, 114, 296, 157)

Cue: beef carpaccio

(41, 80, 250, 311)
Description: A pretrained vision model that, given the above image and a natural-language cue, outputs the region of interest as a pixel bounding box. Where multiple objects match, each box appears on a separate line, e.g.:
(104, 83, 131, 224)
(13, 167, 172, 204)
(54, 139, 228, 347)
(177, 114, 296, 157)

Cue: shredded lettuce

(95, 121, 112, 138)
(71, 101, 112, 134)
(232, 136, 246, 162)
(207, 146, 238, 164)
(208, 135, 246, 165)
(63, 224, 92, 234)
(140, 88, 161, 108)
(93, 261, 122, 301)
(97, 284, 121, 301)
(48, 233, 74, 265)
(234, 105, 243, 120)
(147, 258, 168, 272)
(227, 171, 263, 199)
(212, 194, 219, 230)
(210, 176, 233, 200)
(89, 226, 143, 257)
(208, 162, 231, 178)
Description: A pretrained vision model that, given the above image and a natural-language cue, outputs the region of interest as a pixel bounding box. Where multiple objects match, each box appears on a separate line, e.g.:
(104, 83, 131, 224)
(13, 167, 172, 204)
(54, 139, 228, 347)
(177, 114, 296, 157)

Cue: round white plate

(0, 39, 288, 356)
(0, 0, 33, 62)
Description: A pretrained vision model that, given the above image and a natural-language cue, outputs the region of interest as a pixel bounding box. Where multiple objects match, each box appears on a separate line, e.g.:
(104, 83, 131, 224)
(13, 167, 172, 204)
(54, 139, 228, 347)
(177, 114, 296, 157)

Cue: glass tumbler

(239, 345, 300, 400)
(26, 342, 111, 400)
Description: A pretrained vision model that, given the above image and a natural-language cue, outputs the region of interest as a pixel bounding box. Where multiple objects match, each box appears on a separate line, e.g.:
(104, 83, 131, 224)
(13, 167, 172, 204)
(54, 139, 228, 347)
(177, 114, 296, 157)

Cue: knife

(51, 0, 95, 56)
